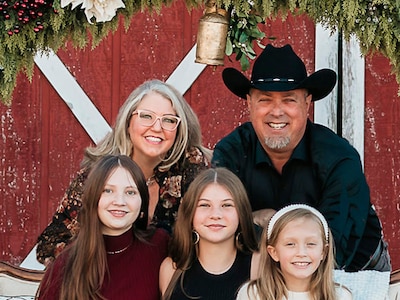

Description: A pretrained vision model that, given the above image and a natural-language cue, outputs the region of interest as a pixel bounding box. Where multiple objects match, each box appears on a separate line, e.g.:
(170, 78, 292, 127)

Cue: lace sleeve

(36, 168, 88, 266)
(180, 146, 210, 195)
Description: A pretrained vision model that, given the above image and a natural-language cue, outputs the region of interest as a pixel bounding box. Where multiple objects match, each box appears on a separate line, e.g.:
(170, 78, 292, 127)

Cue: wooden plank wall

(1, 1, 399, 269)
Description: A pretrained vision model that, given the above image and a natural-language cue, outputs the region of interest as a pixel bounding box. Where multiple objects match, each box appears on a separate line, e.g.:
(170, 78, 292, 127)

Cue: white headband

(267, 204, 329, 242)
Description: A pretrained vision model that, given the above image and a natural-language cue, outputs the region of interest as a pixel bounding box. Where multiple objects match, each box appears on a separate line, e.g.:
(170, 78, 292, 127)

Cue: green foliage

(225, 12, 265, 70)
(0, 0, 169, 105)
(310, 0, 400, 89)
(223, 0, 400, 90)
(1, 0, 400, 105)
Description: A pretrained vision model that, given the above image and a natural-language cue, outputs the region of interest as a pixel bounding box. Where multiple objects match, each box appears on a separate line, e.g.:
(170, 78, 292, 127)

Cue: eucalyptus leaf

(240, 54, 250, 70)
(239, 32, 249, 43)
(226, 38, 233, 55)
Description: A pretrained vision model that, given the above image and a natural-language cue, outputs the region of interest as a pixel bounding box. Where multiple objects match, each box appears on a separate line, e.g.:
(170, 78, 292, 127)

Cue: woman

(36, 79, 210, 266)
(37, 155, 169, 299)
(159, 167, 259, 300)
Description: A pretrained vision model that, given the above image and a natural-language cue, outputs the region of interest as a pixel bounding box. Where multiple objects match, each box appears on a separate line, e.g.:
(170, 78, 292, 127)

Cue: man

(212, 44, 390, 272)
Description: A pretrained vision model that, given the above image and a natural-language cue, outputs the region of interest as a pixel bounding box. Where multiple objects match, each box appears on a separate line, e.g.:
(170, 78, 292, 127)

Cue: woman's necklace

(146, 174, 156, 186)
(106, 241, 133, 255)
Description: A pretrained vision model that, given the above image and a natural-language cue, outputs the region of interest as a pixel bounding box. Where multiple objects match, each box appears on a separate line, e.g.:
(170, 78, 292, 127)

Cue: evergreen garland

(0, 0, 399, 105)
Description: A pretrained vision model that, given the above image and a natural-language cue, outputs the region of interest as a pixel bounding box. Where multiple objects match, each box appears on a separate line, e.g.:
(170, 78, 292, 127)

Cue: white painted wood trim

(19, 245, 45, 270)
(166, 44, 207, 95)
(315, 25, 365, 165)
(342, 36, 365, 164)
(314, 24, 339, 132)
(34, 50, 112, 144)
(33, 45, 206, 146)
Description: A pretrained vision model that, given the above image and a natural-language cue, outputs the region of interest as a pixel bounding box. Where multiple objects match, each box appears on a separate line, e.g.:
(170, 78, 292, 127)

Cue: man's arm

(317, 157, 372, 269)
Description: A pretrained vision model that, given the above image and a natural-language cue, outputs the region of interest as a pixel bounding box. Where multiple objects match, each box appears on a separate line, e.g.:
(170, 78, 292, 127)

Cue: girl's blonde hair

(248, 206, 337, 300)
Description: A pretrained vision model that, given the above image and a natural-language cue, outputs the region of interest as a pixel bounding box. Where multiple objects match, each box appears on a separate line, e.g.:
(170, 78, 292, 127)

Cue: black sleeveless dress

(170, 251, 252, 300)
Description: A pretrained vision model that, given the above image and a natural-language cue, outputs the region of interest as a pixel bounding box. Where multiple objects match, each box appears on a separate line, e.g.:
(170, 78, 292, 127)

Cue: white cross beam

(33, 45, 206, 145)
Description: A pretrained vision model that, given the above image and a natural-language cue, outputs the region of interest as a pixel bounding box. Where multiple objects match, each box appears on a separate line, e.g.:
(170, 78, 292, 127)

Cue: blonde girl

(237, 204, 352, 300)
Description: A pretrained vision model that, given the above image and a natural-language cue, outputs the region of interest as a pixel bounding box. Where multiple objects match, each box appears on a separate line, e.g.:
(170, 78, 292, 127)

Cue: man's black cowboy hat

(222, 44, 337, 101)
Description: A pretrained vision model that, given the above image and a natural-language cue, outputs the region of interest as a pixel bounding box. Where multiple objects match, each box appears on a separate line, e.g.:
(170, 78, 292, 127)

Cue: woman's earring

(192, 230, 200, 245)
(139, 211, 144, 219)
(235, 232, 242, 248)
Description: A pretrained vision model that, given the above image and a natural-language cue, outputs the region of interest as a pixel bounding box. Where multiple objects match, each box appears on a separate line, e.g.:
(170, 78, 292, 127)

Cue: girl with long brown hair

(159, 167, 259, 300)
(37, 155, 169, 299)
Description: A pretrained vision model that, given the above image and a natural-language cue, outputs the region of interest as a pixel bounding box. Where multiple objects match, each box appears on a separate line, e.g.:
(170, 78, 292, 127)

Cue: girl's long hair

(162, 167, 258, 300)
(248, 208, 337, 300)
(82, 79, 211, 171)
(39, 155, 149, 299)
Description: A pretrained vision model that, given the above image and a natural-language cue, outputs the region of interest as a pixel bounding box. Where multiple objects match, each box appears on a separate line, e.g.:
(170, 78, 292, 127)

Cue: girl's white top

(236, 282, 353, 300)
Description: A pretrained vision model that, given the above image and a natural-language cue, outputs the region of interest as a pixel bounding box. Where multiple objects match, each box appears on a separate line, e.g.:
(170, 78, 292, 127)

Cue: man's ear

(306, 92, 312, 108)
(267, 245, 279, 262)
(246, 93, 252, 109)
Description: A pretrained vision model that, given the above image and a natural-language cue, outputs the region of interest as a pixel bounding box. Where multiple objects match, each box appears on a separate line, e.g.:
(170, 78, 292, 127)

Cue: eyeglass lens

(136, 110, 180, 131)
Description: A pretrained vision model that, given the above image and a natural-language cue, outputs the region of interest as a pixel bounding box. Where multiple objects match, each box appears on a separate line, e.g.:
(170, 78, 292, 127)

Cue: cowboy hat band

(222, 44, 337, 101)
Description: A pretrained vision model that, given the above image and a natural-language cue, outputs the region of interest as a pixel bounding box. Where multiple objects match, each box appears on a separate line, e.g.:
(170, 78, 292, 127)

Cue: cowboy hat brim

(222, 67, 337, 101)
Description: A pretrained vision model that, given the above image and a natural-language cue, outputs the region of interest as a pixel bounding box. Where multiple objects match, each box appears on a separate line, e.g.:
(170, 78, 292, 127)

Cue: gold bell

(195, 2, 229, 66)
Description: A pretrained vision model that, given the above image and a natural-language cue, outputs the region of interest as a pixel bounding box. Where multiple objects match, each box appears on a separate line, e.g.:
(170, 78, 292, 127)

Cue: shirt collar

(255, 139, 273, 166)
(291, 133, 308, 161)
(254, 123, 310, 166)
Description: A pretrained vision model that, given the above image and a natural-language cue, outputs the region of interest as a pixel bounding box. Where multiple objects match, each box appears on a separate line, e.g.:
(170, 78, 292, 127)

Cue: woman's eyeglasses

(132, 110, 181, 131)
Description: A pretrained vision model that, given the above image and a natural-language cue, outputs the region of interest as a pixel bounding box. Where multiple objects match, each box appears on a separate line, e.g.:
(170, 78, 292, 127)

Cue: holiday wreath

(0, 0, 399, 105)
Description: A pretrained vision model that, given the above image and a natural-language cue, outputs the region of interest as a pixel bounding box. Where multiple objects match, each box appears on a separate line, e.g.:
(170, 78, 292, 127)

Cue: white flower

(61, 0, 125, 24)
(61, 0, 84, 10)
